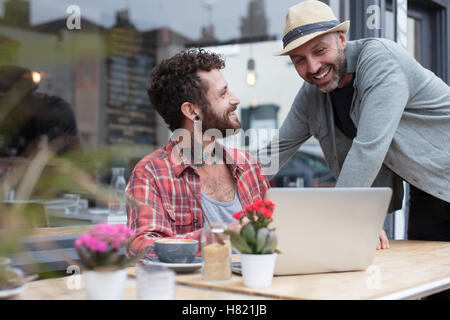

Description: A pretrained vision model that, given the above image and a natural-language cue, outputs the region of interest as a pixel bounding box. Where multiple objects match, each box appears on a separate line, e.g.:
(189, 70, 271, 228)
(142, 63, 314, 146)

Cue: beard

(306, 46, 347, 93)
(201, 104, 241, 138)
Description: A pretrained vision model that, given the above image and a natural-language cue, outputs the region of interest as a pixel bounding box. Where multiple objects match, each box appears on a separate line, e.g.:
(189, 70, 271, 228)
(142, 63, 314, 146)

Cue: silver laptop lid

(265, 188, 392, 275)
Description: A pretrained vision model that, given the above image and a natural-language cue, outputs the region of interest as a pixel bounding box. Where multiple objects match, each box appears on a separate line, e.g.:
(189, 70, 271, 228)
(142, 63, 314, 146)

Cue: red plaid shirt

(126, 138, 270, 257)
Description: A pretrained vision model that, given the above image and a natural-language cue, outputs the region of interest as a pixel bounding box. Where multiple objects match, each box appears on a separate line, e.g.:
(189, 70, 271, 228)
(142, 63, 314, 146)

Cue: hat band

(283, 20, 340, 48)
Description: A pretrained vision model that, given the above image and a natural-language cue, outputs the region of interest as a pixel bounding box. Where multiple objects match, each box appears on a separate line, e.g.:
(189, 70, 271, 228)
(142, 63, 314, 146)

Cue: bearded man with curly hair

(125, 49, 270, 258)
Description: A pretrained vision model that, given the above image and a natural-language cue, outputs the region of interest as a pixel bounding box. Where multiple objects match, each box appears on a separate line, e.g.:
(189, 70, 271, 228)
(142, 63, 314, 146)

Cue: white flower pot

(240, 253, 277, 288)
(84, 269, 127, 300)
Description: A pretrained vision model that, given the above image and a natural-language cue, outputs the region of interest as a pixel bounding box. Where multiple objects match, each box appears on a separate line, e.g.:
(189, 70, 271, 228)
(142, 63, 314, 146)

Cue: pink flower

(74, 237, 83, 249)
(75, 233, 108, 253)
(75, 223, 134, 253)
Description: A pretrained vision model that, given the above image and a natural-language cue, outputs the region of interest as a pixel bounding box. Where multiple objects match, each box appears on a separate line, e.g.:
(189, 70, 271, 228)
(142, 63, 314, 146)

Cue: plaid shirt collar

(166, 136, 245, 178)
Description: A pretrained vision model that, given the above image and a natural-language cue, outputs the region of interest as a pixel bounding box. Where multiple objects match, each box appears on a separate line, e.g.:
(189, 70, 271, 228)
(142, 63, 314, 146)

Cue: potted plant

(225, 199, 280, 288)
(75, 223, 141, 299)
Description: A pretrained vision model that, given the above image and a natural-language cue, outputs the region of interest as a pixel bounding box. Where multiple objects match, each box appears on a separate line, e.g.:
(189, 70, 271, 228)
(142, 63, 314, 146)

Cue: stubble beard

(307, 47, 347, 93)
(201, 104, 241, 138)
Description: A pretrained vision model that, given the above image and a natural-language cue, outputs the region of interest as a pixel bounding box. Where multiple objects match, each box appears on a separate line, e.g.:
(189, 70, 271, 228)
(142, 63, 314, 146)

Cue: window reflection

(0, 0, 337, 214)
(0, 0, 304, 151)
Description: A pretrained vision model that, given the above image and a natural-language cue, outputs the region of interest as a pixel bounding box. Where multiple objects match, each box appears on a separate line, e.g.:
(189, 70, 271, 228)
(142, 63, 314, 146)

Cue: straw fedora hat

(275, 0, 350, 56)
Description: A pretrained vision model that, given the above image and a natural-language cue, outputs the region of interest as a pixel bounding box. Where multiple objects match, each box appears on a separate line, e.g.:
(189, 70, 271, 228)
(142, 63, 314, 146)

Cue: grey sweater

(258, 38, 450, 209)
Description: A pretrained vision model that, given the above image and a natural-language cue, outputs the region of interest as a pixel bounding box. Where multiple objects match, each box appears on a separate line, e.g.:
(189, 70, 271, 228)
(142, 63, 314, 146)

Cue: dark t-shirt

(330, 75, 357, 139)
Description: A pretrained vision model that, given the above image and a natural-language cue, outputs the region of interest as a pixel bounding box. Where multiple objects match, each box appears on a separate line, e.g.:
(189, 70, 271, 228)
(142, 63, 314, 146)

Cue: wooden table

(28, 226, 93, 237)
(10, 240, 450, 300)
(45, 207, 127, 227)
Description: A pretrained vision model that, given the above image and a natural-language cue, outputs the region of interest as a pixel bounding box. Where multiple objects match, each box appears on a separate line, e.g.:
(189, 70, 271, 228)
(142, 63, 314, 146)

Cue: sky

(0, 0, 302, 41)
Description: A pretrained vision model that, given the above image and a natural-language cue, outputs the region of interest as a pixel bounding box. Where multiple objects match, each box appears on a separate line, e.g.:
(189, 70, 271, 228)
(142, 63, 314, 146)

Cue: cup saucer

(143, 257, 203, 273)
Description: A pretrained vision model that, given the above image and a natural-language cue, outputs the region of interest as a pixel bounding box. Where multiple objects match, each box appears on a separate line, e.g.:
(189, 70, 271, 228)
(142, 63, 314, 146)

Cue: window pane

(385, 10, 395, 41)
(407, 16, 422, 64)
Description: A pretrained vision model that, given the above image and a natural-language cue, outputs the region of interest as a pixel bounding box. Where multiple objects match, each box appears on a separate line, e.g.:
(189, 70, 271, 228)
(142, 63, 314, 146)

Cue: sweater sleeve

(257, 86, 312, 179)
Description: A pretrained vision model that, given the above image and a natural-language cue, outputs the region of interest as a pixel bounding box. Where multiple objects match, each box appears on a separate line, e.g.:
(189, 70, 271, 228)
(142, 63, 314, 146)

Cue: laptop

(232, 187, 392, 276)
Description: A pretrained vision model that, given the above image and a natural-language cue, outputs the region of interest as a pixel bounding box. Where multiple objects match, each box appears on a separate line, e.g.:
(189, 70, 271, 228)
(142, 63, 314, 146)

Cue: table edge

(374, 276, 450, 300)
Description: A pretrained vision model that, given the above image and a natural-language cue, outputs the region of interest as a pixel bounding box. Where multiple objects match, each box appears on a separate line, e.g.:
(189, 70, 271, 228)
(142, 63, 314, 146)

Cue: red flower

(233, 211, 244, 220)
(263, 200, 275, 209)
(253, 199, 264, 208)
(235, 199, 275, 222)
(260, 207, 273, 219)
(228, 199, 278, 255)
(244, 203, 256, 213)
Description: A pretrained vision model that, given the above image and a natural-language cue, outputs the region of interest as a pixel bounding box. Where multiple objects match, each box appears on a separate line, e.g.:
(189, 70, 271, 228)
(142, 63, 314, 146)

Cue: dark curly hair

(147, 49, 225, 132)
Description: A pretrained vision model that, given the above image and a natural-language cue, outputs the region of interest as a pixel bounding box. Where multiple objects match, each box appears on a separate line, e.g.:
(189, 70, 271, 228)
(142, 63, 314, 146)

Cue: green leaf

(241, 224, 257, 251)
(261, 231, 278, 254)
(117, 252, 144, 268)
(256, 228, 269, 253)
(224, 229, 252, 253)
(103, 250, 121, 266)
(248, 211, 256, 223)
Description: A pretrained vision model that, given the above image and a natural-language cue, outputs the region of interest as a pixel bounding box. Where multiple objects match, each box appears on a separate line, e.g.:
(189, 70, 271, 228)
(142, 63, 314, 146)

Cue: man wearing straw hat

(260, 1, 450, 249)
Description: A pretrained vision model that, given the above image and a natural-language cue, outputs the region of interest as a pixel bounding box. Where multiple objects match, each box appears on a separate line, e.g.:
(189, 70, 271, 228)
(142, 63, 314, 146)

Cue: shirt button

(193, 218, 198, 223)
(193, 189, 197, 194)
